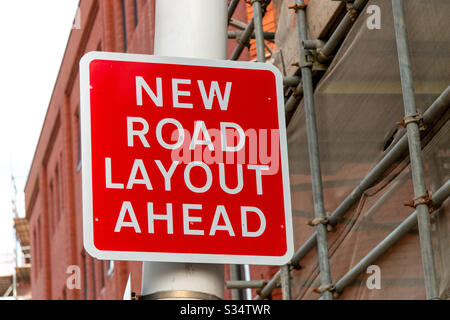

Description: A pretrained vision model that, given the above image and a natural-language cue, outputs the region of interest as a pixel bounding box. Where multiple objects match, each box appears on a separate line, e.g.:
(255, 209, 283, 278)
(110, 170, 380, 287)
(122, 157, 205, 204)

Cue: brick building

(24, 0, 269, 300)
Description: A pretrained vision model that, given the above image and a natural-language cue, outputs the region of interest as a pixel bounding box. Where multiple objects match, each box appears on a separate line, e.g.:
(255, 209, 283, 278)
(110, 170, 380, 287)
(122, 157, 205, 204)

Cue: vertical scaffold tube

(280, 264, 292, 300)
(293, 0, 333, 300)
(391, 0, 439, 300)
(252, 0, 266, 62)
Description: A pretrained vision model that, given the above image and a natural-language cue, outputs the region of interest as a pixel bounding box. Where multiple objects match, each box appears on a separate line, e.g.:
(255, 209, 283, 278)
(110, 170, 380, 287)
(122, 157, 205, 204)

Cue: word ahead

(80, 52, 293, 265)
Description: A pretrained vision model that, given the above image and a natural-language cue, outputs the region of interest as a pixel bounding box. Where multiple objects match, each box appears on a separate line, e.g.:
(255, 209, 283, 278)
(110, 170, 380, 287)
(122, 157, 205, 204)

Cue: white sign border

(80, 51, 293, 265)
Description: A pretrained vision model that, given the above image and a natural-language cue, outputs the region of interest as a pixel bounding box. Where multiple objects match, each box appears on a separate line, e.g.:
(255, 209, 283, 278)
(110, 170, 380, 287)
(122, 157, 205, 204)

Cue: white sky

(0, 1, 80, 256)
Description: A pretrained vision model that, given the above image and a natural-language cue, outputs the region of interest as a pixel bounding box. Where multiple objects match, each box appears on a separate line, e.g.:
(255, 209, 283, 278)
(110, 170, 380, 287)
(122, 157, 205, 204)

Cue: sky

(0, 1, 80, 256)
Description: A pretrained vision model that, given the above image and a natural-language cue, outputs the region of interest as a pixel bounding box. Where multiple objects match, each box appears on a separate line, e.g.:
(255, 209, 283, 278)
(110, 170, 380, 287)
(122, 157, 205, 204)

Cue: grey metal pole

(255, 85, 449, 300)
(391, 0, 439, 300)
(317, 0, 369, 63)
(226, 280, 269, 289)
(254, 269, 281, 300)
(294, 0, 333, 300)
(230, 17, 255, 60)
(229, 265, 244, 300)
(252, 0, 266, 62)
(334, 180, 450, 296)
(227, 0, 241, 22)
(280, 264, 292, 300)
(229, 1, 269, 61)
(283, 76, 301, 87)
(285, 83, 304, 114)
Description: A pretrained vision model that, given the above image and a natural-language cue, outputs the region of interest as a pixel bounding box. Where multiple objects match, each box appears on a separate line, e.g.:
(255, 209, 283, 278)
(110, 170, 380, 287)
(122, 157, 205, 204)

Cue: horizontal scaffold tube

(226, 280, 276, 289)
(228, 30, 275, 40)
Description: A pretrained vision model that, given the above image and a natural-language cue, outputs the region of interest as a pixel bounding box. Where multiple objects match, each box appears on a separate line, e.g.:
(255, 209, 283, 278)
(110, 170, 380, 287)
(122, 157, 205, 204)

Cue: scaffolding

(225, 0, 449, 300)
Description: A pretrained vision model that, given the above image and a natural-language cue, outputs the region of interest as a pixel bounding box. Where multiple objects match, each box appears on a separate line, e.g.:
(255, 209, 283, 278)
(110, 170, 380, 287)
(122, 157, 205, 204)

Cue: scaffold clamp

(396, 112, 426, 130)
(313, 283, 336, 294)
(255, 280, 270, 299)
(288, 3, 308, 12)
(404, 191, 434, 213)
(307, 216, 329, 226)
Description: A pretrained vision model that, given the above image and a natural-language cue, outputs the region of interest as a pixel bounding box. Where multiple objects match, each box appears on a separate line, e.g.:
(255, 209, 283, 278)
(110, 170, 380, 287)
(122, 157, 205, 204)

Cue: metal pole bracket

(404, 191, 434, 213)
(312, 59, 329, 72)
(255, 280, 271, 299)
(396, 112, 427, 130)
(299, 52, 314, 68)
(313, 283, 336, 295)
(307, 216, 329, 226)
(315, 48, 332, 63)
(301, 41, 330, 70)
(288, 3, 308, 12)
(314, 283, 341, 299)
(346, 4, 359, 21)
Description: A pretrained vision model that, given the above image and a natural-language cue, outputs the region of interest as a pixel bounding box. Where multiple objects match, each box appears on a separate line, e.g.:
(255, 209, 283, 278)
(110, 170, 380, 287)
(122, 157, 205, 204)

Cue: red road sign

(80, 52, 293, 265)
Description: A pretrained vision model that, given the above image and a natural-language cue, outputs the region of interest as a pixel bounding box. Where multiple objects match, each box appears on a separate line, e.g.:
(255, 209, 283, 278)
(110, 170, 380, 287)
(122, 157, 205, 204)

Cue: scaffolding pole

(280, 264, 292, 300)
(227, 0, 240, 21)
(229, 1, 270, 61)
(252, 0, 266, 62)
(391, 0, 439, 300)
(229, 265, 244, 300)
(293, 0, 333, 300)
(317, 0, 369, 62)
(255, 85, 449, 300)
(226, 280, 270, 289)
(230, 16, 255, 60)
